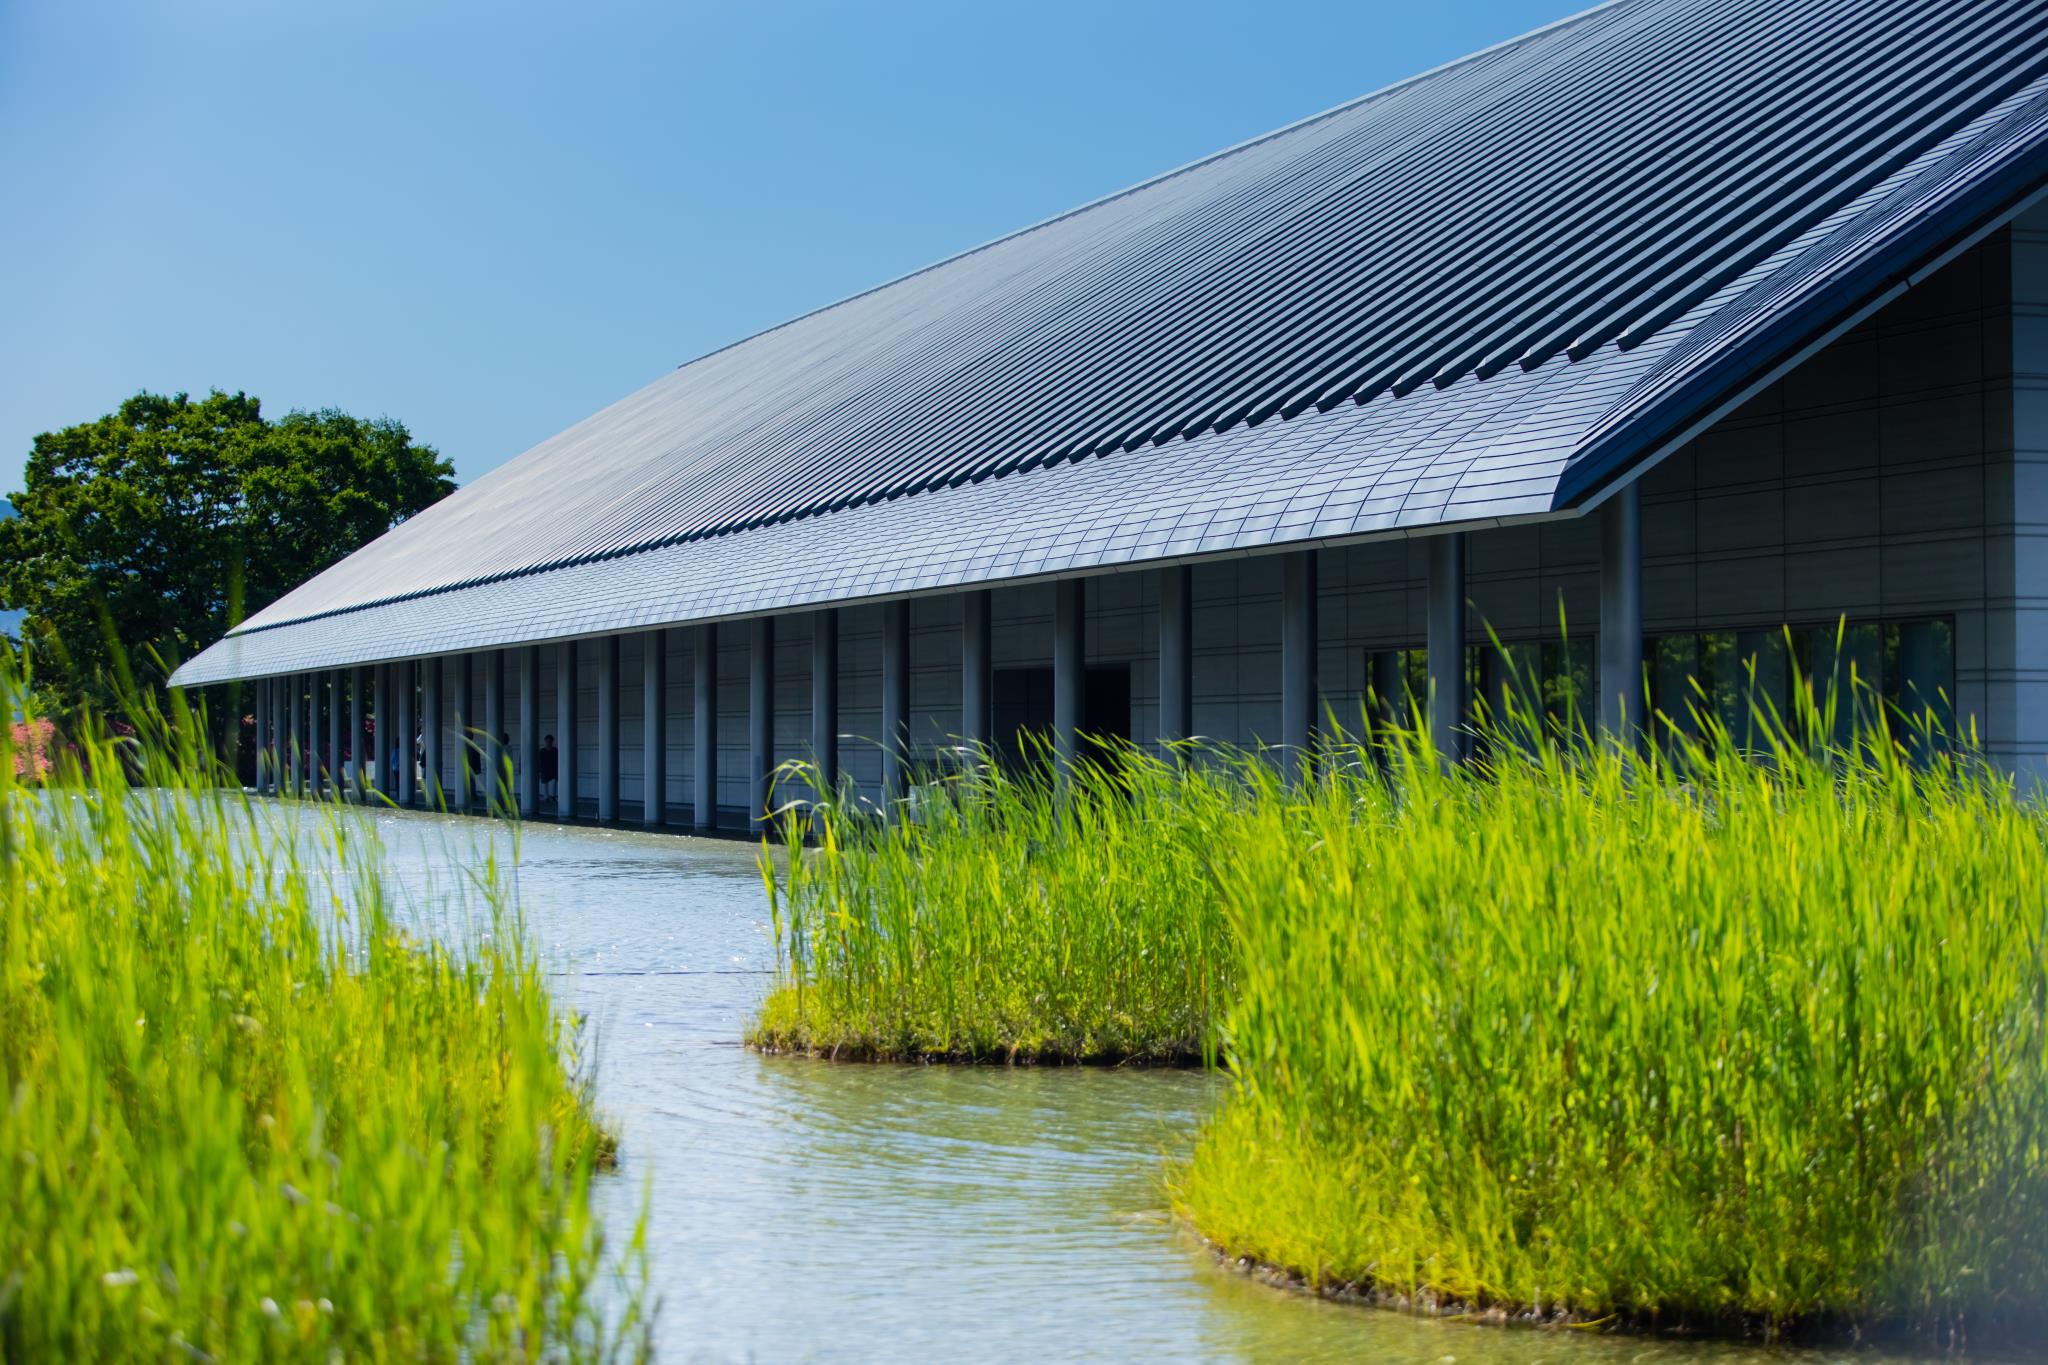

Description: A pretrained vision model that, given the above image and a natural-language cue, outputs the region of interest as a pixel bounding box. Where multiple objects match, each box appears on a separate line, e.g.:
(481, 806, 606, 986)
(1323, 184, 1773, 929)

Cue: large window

(1364, 637, 1594, 740)
(1363, 616, 1955, 757)
(1646, 617, 1954, 756)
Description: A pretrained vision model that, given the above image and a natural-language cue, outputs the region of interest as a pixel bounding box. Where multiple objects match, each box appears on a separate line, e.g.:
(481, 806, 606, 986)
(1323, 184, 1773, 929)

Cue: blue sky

(0, 0, 1572, 492)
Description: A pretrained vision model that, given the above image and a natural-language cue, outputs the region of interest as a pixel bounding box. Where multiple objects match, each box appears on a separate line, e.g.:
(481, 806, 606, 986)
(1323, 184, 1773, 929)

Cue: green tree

(0, 389, 454, 731)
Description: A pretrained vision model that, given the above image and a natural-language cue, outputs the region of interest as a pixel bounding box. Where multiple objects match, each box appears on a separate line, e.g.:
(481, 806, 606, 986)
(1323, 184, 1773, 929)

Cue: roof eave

(1554, 152, 2048, 512)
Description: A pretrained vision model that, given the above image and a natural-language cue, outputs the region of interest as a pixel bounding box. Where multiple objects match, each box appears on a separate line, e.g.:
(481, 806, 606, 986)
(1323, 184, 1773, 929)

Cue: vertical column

(271, 676, 284, 794)
(557, 641, 578, 820)
(422, 659, 442, 807)
(1158, 566, 1193, 749)
(749, 617, 776, 834)
(289, 676, 300, 792)
(310, 676, 323, 793)
(597, 637, 620, 823)
(286, 676, 298, 793)
(811, 608, 838, 805)
(1053, 578, 1086, 780)
(881, 601, 911, 805)
(350, 667, 367, 798)
(961, 589, 992, 759)
(308, 677, 323, 795)
(253, 678, 270, 793)
(287, 676, 299, 793)
(1280, 550, 1318, 783)
(519, 645, 540, 818)
(306, 676, 318, 793)
(1993, 204, 2048, 785)
(397, 661, 416, 807)
(1599, 481, 1644, 741)
(326, 671, 342, 798)
(1426, 533, 1468, 764)
(305, 674, 318, 795)
(641, 631, 665, 828)
(297, 676, 313, 795)
(372, 665, 391, 796)
(453, 654, 474, 811)
(693, 624, 718, 832)
(483, 650, 505, 812)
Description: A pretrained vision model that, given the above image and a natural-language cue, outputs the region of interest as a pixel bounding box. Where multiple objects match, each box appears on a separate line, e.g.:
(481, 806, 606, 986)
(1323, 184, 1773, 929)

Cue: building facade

(184, 0, 2048, 823)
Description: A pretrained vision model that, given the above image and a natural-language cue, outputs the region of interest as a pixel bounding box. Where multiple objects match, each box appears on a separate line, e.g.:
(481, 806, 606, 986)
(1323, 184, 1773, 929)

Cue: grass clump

(750, 750, 1240, 1063)
(0, 667, 648, 1361)
(748, 675, 2048, 1337)
(1180, 706, 2048, 1339)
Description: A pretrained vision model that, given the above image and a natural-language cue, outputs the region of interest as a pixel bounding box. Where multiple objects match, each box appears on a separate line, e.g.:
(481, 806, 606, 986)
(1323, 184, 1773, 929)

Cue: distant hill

(0, 499, 18, 639)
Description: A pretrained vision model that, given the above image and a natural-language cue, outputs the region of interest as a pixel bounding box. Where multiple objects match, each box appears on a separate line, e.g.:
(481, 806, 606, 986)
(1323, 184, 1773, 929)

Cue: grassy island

(754, 698, 2048, 1339)
(751, 753, 1237, 1063)
(0, 682, 647, 1361)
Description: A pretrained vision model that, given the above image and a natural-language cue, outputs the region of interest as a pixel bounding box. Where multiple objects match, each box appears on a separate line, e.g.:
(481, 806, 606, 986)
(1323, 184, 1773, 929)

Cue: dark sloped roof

(174, 0, 2048, 685)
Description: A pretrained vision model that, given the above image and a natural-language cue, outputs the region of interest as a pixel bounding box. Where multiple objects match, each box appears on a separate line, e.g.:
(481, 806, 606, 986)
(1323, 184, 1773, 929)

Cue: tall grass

(751, 746, 1241, 1062)
(753, 683, 2048, 1334)
(0, 664, 649, 1361)
(1178, 700, 2048, 1336)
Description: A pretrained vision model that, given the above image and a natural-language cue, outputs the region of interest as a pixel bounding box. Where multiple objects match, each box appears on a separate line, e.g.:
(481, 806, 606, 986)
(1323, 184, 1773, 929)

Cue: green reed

(752, 667, 2048, 1334)
(751, 742, 1244, 1062)
(1181, 694, 2048, 1336)
(0, 662, 649, 1361)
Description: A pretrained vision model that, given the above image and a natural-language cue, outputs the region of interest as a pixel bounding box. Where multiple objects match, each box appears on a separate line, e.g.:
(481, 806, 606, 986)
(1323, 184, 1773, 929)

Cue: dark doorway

(1084, 664, 1131, 746)
(991, 663, 1132, 771)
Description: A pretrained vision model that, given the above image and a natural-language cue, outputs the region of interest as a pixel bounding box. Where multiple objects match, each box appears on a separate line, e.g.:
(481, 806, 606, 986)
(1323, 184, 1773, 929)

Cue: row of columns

(247, 482, 1647, 812)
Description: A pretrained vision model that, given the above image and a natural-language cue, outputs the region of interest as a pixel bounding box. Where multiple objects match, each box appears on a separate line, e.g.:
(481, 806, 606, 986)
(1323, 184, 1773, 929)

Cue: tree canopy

(0, 390, 454, 721)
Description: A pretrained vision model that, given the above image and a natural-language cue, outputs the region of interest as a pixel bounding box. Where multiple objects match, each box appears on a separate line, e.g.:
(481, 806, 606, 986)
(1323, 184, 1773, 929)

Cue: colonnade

(247, 485, 1646, 827)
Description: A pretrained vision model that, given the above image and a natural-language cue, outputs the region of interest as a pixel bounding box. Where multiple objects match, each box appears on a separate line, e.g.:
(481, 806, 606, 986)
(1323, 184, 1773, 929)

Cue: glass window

(1640, 616, 1952, 761)
(1366, 616, 1951, 763)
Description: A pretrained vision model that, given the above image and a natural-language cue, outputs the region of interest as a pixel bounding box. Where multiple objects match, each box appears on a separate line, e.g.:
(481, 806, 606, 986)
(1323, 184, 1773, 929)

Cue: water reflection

(333, 808, 1999, 1363)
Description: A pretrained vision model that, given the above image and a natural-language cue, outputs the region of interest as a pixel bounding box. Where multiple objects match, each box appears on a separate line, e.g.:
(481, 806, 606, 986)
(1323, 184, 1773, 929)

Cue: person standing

(538, 734, 561, 809)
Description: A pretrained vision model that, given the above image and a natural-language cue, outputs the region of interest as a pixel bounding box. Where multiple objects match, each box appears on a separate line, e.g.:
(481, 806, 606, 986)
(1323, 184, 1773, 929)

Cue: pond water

(348, 808, 1995, 1364)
